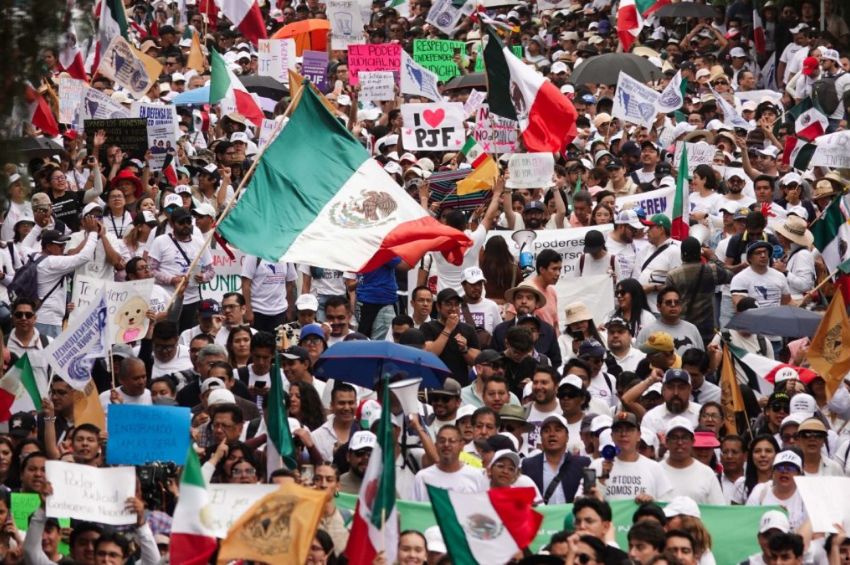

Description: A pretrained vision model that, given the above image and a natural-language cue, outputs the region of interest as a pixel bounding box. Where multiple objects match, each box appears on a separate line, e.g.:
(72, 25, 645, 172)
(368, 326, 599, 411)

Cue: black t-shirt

(420, 320, 479, 385)
(48, 191, 85, 232)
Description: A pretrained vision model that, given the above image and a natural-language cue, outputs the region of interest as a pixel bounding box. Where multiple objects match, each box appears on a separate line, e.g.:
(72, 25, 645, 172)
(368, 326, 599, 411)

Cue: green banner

(12, 493, 71, 555)
(474, 45, 524, 72)
(338, 493, 779, 564)
(413, 39, 466, 82)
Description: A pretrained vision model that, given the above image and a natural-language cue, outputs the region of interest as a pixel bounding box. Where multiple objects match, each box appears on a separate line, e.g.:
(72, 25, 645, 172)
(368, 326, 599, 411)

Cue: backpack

(7, 254, 62, 309)
(812, 72, 844, 115)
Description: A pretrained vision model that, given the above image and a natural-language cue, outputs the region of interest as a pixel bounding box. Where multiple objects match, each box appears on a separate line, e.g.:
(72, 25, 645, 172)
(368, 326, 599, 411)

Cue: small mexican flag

(170, 449, 217, 565)
(457, 138, 499, 195)
(0, 354, 42, 422)
(266, 350, 297, 476)
(811, 193, 849, 271)
(794, 106, 828, 141)
(210, 48, 264, 127)
(783, 136, 816, 170)
(427, 485, 542, 565)
(617, 0, 669, 52)
(671, 142, 689, 240)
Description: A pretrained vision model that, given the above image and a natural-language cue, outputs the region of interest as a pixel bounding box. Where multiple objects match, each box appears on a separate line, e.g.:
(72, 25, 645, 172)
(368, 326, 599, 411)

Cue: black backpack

(7, 254, 62, 309)
(812, 72, 845, 115)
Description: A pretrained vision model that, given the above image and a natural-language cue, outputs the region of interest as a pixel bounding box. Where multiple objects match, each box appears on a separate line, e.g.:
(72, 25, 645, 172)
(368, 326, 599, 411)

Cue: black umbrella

(654, 2, 717, 18)
(570, 53, 662, 86)
(0, 137, 67, 160)
(238, 75, 289, 102)
(443, 72, 487, 91)
(725, 306, 824, 338)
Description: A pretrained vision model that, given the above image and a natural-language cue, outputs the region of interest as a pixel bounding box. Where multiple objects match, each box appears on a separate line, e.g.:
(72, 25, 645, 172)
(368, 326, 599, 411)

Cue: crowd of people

(4, 0, 850, 563)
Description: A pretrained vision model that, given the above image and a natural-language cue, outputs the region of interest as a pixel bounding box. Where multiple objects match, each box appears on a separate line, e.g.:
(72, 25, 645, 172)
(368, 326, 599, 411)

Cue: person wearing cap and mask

(741, 510, 794, 565)
(240, 254, 298, 333)
(819, 48, 850, 129)
(746, 449, 808, 529)
(659, 417, 726, 505)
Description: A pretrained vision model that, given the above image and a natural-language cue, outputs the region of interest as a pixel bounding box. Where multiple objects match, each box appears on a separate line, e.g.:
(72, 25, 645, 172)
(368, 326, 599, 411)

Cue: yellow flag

(807, 292, 850, 397)
(129, 45, 164, 87)
(217, 483, 328, 564)
(288, 70, 338, 116)
(719, 344, 745, 434)
(187, 31, 206, 73)
(73, 379, 105, 430)
(457, 157, 499, 195)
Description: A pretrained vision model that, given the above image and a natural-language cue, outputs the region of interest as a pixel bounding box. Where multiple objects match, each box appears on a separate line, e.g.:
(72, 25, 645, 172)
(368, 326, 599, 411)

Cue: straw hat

(774, 215, 813, 248)
(504, 281, 547, 308)
(564, 301, 593, 325)
(813, 179, 837, 199)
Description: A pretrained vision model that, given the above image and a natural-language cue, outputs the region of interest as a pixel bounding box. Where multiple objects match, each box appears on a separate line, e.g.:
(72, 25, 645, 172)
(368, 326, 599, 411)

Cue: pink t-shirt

(531, 277, 560, 335)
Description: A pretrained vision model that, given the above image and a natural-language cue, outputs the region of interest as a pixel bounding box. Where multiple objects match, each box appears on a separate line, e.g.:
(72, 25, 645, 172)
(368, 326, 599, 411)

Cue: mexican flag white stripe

(170, 449, 216, 565)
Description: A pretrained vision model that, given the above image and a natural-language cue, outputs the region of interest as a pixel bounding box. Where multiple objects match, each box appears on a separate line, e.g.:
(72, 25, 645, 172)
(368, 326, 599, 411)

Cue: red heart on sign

(422, 108, 445, 128)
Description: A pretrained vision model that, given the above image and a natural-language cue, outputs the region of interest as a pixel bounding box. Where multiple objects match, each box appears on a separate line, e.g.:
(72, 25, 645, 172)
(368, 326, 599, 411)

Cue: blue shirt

(356, 258, 400, 304)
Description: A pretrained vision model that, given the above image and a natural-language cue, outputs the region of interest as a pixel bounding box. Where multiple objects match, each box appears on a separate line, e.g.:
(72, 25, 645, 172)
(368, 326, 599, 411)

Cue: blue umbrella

(313, 341, 449, 389)
(172, 86, 210, 106)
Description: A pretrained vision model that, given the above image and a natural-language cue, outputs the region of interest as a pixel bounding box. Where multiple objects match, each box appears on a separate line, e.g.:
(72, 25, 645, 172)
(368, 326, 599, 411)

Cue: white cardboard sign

(401, 102, 465, 151)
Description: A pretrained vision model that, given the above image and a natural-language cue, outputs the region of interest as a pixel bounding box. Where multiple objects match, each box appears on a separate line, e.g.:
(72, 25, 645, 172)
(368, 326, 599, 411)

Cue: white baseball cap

(774, 367, 800, 383)
(665, 416, 695, 436)
(456, 404, 476, 421)
(295, 293, 320, 312)
(729, 47, 748, 58)
(207, 388, 236, 406)
(641, 382, 663, 397)
(192, 202, 217, 218)
(789, 393, 816, 415)
(773, 449, 803, 471)
(462, 267, 486, 284)
(663, 496, 701, 518)
(488, 449, 520, 470)
(552, 61, 569, 74)
(780, 413, 805, 430)
(230, 131, 249, 144)
(424, 526, 447, 554)
(759, 510, 791, 534)
(615, 209, 644, 230)
(175, 184, 192, 195)
(349, 430, 377, 451)
(163, 194, 183, 209)
(590, 415, 613, 434)
(559, 375, 584, 391)
(821, 48, 841, 63)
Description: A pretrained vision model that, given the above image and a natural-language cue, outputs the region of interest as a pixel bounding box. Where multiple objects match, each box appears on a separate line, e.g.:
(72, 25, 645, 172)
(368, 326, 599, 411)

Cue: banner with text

(413, 39, 465, 82)
(107, 405, 191, 465)
(348, 43, 401, 85)
(401, 102, 465, 151)
(132, 102, 178, 171)
(258, 39, 296, 84)
(473, 105, 520, 154)
(506, 153, 555, 188)
(611, 70, 660, 129)
(46, 462, 137, 525)
(326, 0, 365, 49)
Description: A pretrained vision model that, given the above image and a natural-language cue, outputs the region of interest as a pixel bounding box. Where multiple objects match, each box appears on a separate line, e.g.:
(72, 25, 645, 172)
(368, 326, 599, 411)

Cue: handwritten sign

(401, 102, 465, 151)
(611, 71, 660, 129)
(473, 105, 519, 153)
(674, 141, 715, 176)
(99, 36, 154, 98)
(200, 246, 247, 303)
(348, 43, 401, 85)
(413, 39, 465, 82)
(326, 0, 365, 49)
(107, 405, 191, 464)
(463, 90, 486, 117)
(106, 279, 155, 345)
(506, 153, 555, 188)
(811, 131, 850, 168)
(400, 51, 441, 102)
(203, 484, 279, 538)
(58, 77, 86, 125)
(84, 118, 148, 163)
(360, 71, 395, 101)
(11, 493, 40, 530)
(302, 50, 329, 92)
(258, 118, 280, 150)
(46, 461, 137, 525)
(258, 39, 296, 84)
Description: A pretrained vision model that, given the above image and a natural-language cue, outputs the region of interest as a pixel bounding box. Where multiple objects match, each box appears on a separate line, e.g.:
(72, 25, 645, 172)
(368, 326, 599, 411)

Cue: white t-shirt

(104, 211, 133, 240)
(431, 225, 488, 293)
(730, 267, 791, 307)
(464, 298, 502, 334)
(148, 233, 213, 304)
(689, 192, 724, 219)
(746, 482, 808, 530)
(241, 257, 297, 315)
(297, 264, 355, 296)
(411, 464, 489, 502)
(612, 347, 646, 373)
(1, 200, 32, 241)
(66, 230, 122, 281)
(151, 344, 193, 378)
(780, 43, 805, 82)
(641, 402, 702, 442)
(590, 455, 674, 501)
(660, 459, 726, 504)
(214, 325, 257, 348)
(636, 240, 682, 312)
(99, 387, 153, 412)
(606, 236, 639, 281)
(148, 284, 171, 317)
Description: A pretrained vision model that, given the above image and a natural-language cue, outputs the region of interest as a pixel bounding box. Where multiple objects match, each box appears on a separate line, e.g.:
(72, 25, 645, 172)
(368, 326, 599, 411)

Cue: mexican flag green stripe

(0, 354, 42, 420)
(812, 194, 847, 271)
(427, 487, 478, 565)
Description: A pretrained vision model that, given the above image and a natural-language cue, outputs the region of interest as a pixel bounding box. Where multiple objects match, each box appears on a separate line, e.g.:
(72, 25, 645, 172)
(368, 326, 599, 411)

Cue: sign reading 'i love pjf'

(401, 102, 466, 151)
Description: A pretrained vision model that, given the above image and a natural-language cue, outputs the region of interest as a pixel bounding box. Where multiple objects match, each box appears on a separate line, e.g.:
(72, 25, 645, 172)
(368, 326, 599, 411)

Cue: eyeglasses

(231, 467, 256, 477)
(666, 434, 693, 443)
(797, 431, 826, 440)
(701, 412, 722, 421)
(13, 311, 34, 319)
(615, 290, 626, 297)
(662, 299, 681, 306)
(770, 402, 790, 412)
(780, 434, 795, 443)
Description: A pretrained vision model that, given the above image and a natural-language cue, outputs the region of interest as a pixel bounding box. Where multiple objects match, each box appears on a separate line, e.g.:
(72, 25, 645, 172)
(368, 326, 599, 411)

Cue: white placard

(46, 461, 137, 525)
(463, 89, 486, 117)
(795, 476, 850, 534)
(45, 290, 107, 390)
(258, 39, 296, 84)
(400, 102, 465, 151)
(77, 87, 131, 132)
(616, 186, 675, 218)
(673, 141, 715, 176)
(711, 87, 755, 131)
(611, 71, 661, 129)
(811, 131, 850, 168)
(132, 102, 178, 171)
(506, 153, 555, 188)
(105, 279, 155, 345)
(99, 36, 154, 99)
(473, 104, 519, 154)
(257, 117, 285, 150)
(59, 77, 86, 125)
(203, 484, 279, 538)
(326, 0, 365, 49)
(426, 0, 474, 35)
(400, 51, 442, 102)
(359, 71, 395, 101)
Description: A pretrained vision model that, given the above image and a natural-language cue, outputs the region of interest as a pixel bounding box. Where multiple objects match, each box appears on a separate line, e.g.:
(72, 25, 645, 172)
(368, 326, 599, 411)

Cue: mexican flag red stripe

(170, 449, 217, 565)
(0, 354, 42, 421)
(617, 0, 669, 52)
(216, 0, 267, 45)
(209, 48, 264, 127)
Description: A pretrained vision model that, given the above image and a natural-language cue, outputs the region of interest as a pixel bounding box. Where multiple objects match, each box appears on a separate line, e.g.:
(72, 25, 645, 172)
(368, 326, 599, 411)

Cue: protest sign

(557, 274, 615, 329)
(359, 71, 395, 101)
(616, 186, 675, 218)
(132, 102, 178, 171)
(106, 278, 155, 344)
(413, 39, 465, 82)
(326, 0, 365, 49)
(70, 274, 103, 312)
(711, 87, 754, 131)
(611, 71, 660, 129)
(348, 43, 401, 85)
(811, 131, 850, 168)
(537, 0, 571, 9)
(400, 51, 441, 102)
(77, 87, 131, 132)
(257, 118, 281, 149)
(84, 118, 148, 162)
(473, 45, 522, 72)
(506, 153, 555, 188)
(58, 76, 86, 125)
(46, 461, 137, 525)
(204, 484, 279, 538)
(258, 39, 296, 84)
(302, 50, 329, 92)
(674, 141, 715, 176)
(45, 290, 107, 391)
(401, 102, 465, 151)
(107, 405, 191, 465)
(463, 89, 485, 116)
(11, 493, 40, 530)
(473, 105, 519, 153)
(795, 477, 850, 533)
(425, 0, 473, 35)
(99, 36, 156, 98)
(200, 246, 247, 303)
(735, 89, 783, 106)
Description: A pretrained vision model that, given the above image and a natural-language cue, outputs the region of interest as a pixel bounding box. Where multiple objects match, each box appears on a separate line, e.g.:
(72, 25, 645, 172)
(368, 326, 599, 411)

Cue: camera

(137, 461, 179, 511)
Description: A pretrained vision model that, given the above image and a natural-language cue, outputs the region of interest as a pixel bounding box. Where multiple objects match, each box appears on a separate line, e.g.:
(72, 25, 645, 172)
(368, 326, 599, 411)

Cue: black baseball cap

(40, 230, 71, 246)
(583, 229, 606, 253)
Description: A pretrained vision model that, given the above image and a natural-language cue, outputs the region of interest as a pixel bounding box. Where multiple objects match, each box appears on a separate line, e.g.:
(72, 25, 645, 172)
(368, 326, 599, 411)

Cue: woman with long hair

(226, 325, 253, 368)
(480, 235, 519, 304)
(558, 301, 605, 363)
(590, 202, 615, 226)
(288, 381, 326, 431)
(673, 514, 715, 565)
(121, 209, 159, 259)
(610, 278, 656, 338)
(746, 448, 808, 529)
(0, 437, 14, 488)
(738, 434, 780, 503)
(689, 164, 723, 224)
(103, 186, 133, 240)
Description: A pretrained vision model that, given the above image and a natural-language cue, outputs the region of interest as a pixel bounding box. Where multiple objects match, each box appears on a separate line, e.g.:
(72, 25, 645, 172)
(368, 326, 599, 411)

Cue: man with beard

(640, 368, 702, 441)
(71, 424, 102, 466)
(426, 378, 462, 435)
(149, 207, 214, 331)
(607, 210, 644, 280)
(606, 317, 645, 372)
(492, 282, 561, 368)
(411, 425, 488, 502)
(339, 431, 375, 494)
(659, 417, 725, 504)
(525, 366, 562, 454)
(460, 267, 501, 334)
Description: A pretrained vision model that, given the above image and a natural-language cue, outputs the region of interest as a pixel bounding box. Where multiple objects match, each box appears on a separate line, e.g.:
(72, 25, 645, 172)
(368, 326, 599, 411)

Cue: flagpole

(801, 267, 842, 305)
(163, 84, 308, 312)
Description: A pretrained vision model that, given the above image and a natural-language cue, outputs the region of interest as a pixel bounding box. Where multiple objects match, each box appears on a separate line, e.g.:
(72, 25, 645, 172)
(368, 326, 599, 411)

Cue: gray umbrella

(0, 137, 67, 160)
(654, 2, 717, 19)
(443, 72, 487, 90)
(724, 306, 824, 338)
(570, 53, 662, 86)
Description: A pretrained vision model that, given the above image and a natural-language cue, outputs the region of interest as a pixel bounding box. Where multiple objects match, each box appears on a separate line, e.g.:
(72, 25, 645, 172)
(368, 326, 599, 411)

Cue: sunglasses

(576, 554, 594, 564)
(174, 218, 193, 225)
(13, 311, 34, 319)
(558, 389, 583, 399)
(774, 464, 799, 473)
(770, 402, 790, 412)
(615, 290, 626, 297)
(797, 431, 826, 440)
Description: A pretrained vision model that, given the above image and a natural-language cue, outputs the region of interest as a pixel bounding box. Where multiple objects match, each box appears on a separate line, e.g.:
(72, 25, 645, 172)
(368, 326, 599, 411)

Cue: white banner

(77, 87, 131, 132)
(656, 71, 684, 114)
(359, 71, 395, 101)
(58, 76, 86, 125)
(132, 102, 178, 171)
(326, 0, 365, 49)
(401, 102, 465, 151)
(203, 484, 279, 538)
(400, 51, 441, 102)
(556, 273, 616, 330)
(711, 87, 754, 131)
(99, 36, 154, 99)
(506, 153, 555, 188)
(611, 71, 660, 129)
(795, 476, 850, 534)
(258, 39, 296, 84)
(811, 131, 850, 168)
(674, 141, 715, 176)
(463, 89, 486, 117)
(45, 290, 107, 390)
(473, 104, 520, 154)
(616, 186, 675, 218)
(46, 461, 137, 525)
